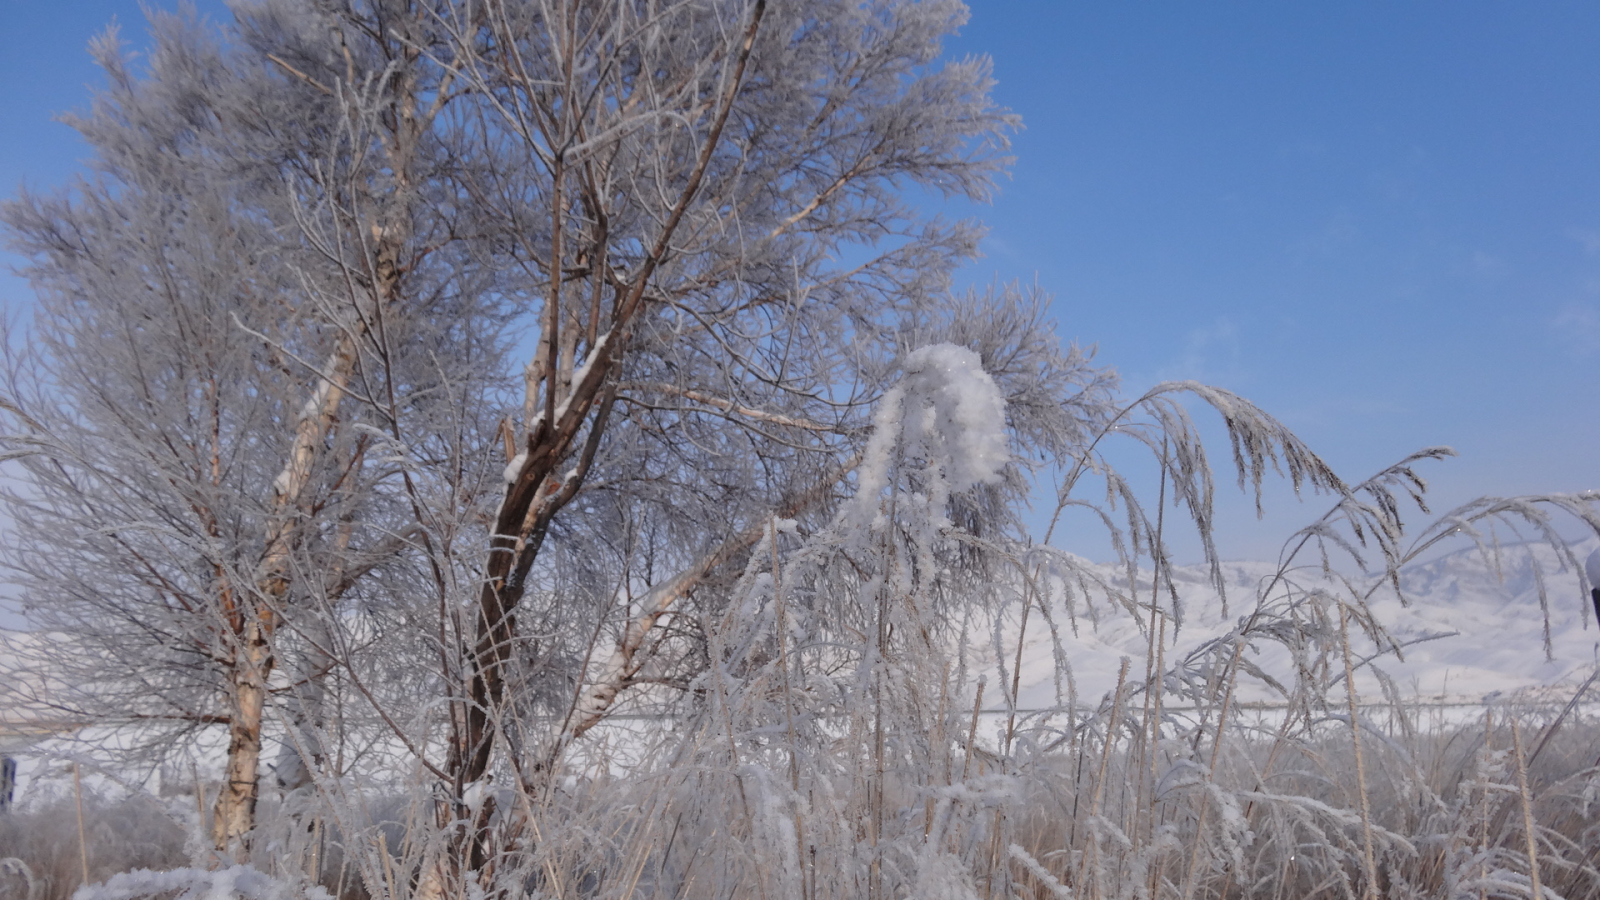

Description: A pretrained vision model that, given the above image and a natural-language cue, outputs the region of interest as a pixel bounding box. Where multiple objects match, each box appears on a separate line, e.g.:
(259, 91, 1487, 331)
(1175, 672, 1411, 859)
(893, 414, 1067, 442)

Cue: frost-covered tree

(423, 0, 1022, 854)
(1, 0, 1032, 873)
(0, 16, 358, 856)
(0, 0, 506, 860)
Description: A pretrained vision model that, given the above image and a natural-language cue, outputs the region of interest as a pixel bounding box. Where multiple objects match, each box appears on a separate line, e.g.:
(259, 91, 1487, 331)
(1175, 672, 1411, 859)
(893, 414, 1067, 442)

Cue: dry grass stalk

(1076, 657, 1131, 899)
(1180, 640, 1246, 900)
(1481, 709, 1494, 900)
(1510, 719, 1543, 900)
(72, 763, 88, 888)
(964, 678, 988, 785)
(1338, 601, 1380, 900)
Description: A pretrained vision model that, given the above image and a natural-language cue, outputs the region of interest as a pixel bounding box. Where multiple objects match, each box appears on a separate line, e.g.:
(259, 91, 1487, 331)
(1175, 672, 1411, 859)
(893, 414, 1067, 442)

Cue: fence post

(0, 756, 14, 812)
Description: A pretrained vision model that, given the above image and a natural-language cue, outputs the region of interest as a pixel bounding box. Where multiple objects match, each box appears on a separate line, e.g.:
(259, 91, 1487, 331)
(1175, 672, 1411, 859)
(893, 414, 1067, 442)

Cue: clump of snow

(910, 851, 982, 900)
(899, 344, 1009, 493)
(503, 452, 527, 485)
(849, 344, 1008, 528)
(73, 865, 332, 900)
(462, 777, 492, 812)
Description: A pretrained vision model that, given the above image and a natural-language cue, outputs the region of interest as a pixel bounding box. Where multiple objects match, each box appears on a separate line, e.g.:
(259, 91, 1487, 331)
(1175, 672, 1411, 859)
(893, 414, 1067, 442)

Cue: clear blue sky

(947, 3, 1600, 559)
(2, 2, 1597, 562)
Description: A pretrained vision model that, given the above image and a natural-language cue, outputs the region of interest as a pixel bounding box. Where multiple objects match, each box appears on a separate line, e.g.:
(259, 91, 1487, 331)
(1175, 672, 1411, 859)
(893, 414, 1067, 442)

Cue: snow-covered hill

(988, 537, 1600, 713)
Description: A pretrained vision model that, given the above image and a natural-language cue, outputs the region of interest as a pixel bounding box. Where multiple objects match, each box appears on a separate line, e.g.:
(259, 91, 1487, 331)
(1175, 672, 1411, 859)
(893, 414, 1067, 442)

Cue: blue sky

(945, 3, 1600, 559)
(2, 2, 1597, 562)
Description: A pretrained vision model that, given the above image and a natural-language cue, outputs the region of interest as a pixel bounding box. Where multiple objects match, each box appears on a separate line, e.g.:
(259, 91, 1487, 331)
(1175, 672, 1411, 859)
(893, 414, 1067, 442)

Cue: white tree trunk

(212, 618, 273, 858)
(210, 337, 356, 857)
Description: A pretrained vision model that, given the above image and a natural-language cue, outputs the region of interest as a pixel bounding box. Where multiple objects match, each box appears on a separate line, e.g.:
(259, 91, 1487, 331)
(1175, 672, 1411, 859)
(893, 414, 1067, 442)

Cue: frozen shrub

(0, 792, 185, 900)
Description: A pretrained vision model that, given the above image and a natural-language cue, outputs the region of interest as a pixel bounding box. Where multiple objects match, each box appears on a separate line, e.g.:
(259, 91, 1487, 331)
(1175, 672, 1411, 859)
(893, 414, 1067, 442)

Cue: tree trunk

(209, 337, 357, 856)
(212, 617, 273, 859)
(206, 148, 409, 849)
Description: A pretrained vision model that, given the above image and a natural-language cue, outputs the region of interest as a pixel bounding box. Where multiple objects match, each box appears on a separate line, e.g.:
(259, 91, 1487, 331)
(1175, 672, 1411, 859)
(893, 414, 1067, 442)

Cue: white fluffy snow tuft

(899, 344, 1010, 493)
(850, 343, 1009, 529)
(503, 452, 528, 485)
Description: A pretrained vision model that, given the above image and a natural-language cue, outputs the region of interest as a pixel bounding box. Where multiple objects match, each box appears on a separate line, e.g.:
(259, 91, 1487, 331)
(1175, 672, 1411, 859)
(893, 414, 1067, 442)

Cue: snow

(296, 378, 333, 427)
(2, 490, 1593, 813)
(982, 537, 1600, 716)
(849, 343, 1009, 528)
(71, 865, 333, 900)
(503, 452, 528, 485)
(898, 344, 1009, 493)
(462, 777, 491, 812)
(549, 330, 612, 425)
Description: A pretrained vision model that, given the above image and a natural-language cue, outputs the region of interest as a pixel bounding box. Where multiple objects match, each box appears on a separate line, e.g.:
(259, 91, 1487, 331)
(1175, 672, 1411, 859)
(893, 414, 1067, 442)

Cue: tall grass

(7, 678, 1599, 899)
